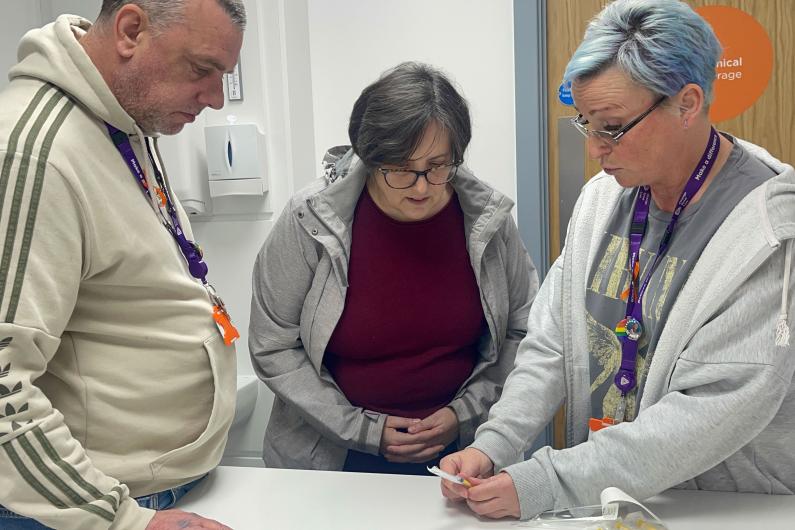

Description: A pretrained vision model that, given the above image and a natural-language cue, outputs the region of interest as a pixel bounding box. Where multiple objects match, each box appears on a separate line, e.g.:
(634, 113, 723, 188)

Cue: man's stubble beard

(111, 65, 178, 135)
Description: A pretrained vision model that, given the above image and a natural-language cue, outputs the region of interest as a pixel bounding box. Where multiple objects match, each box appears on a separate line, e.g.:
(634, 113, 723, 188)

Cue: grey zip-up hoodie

(249, 147, 538, 470)
(471, 140, 795, 519)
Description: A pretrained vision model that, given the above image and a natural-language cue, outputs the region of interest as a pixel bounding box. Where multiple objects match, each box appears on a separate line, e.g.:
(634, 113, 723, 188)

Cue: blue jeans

(0, 475, 206, 529)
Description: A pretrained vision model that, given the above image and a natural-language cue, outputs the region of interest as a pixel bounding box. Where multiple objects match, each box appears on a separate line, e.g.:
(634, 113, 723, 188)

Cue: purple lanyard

(105, 124, 209, 283)
(614, 127, 720, 396)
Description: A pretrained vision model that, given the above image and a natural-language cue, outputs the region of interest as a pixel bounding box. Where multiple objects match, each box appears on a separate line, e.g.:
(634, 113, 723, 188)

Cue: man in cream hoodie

(0, 1, 245, 529)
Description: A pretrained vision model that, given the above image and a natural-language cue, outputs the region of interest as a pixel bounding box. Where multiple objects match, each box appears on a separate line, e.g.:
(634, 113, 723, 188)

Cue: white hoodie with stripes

(0, 15, 235, 530)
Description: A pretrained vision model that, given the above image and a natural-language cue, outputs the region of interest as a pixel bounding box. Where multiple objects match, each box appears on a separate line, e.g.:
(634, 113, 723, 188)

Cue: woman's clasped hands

(380, 407, 459, 463)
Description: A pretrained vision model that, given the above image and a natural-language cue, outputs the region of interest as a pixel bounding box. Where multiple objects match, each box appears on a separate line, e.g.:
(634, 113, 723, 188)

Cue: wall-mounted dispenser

(204, 117, 268, 198)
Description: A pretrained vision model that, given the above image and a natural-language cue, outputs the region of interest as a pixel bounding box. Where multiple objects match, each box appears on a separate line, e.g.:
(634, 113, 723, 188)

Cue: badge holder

(206, 284, 240, 346)
(516, 487, 667, 529)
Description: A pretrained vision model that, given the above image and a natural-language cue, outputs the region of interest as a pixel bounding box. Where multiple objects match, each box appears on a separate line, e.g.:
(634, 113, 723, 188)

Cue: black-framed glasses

(377, 161, 461, 189)
(570, 95, 666, 145)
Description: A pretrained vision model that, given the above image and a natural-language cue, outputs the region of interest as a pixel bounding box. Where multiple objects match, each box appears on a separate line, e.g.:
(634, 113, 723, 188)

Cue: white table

(177, 466, 795, 529)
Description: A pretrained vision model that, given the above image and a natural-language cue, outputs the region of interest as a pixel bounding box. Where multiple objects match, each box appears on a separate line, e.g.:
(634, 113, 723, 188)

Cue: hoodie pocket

(149, 333, 236, 481)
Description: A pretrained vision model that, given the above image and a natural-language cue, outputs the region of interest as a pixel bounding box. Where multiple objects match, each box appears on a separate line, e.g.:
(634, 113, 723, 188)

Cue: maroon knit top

(324, 190, 485, 419)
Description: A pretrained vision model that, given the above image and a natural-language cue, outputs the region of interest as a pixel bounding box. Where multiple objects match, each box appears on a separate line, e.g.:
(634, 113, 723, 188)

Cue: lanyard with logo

(589, 127, 720, 432)
(105, 123, 240, 346)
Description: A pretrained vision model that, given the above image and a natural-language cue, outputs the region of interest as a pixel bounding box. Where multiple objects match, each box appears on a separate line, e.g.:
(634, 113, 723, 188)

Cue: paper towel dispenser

(205, 122, 268, 198)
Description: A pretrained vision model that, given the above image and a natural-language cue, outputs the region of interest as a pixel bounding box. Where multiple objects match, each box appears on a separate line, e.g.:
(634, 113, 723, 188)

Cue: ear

(676, 83, 705, 127)
(113, 4, 151, 59)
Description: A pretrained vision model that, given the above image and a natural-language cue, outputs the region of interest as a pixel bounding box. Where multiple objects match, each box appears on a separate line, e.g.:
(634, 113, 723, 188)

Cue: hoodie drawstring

(775, 239, 793, 347)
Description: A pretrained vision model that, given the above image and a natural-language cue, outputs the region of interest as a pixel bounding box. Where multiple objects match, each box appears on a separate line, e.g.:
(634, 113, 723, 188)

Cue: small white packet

(515, 487, 667, 529)
(427, 465, 472, 487)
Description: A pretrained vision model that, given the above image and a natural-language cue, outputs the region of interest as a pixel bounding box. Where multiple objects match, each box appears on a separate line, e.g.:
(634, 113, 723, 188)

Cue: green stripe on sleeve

(18, 431, 89, 506)
(3, 437, 68, 509)
(8, 432, 116, 522)
(0, 85, 52, 222)
(32, 426, 108, 500)
(75, 502, 116, 522)
(6, 98, 75, 322)
(106, 485, 124, 511)
(0, 90, 64, 313)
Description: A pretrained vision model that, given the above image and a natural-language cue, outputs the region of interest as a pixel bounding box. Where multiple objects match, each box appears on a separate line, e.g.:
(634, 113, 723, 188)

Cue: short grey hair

(563, 0, 721, 104)
(349, 62, 472, 168)
(97, 0, 246, 31)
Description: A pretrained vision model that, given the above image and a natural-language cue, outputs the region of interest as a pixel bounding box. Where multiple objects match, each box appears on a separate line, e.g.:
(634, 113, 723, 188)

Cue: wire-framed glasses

(570, 95, 666, 145)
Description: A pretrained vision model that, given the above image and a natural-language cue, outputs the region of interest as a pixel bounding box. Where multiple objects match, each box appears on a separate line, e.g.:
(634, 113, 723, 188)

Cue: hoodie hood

(10, 14, 137, 134)
(738, 139, 795, 346)
(321, 145, 356, 185)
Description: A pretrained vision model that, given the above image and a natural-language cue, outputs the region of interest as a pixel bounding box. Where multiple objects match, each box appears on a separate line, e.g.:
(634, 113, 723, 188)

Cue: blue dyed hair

(563, 0, 722, 105)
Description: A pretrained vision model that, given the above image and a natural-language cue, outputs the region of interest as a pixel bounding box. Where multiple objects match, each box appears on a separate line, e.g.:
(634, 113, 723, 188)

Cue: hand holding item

(463, 472, 521, 519)
(439, 447, 494, 501)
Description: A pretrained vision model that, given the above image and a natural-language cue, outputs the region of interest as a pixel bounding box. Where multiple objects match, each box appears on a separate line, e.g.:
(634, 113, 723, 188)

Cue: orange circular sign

(695, 6, 773, 123)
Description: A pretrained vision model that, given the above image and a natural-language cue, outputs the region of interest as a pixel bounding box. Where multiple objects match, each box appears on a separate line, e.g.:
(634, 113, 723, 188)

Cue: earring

(683, 118, 689, 129)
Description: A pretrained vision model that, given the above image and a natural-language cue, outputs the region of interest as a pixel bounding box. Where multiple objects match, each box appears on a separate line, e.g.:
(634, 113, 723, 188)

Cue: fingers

(439, 452, 462, 474)
(465, 473, 521, 519)
(466, 497, 513, 519)
(466, 479, 503, 503)
(198, 519, 233, 530)
(145, 510, 233, 530)
(441, 478, 469, 500)
(383, 419, 446, 450)
(440, 471, 485, 500)
(393, 426, 443, 445)
(441, 448, 494, 479)
(464, 479, 507, 518)
(407, 416, 437, 434)
(461, 475, 485, 487)
(408, 407, 456, 435)
(382, 427, 421, 447)
(467, 496, 509, 518)
(384, 442, 433, 456)
(384, 444, 444, 463)
(439, 453, 470, 500)
(439, 451, 498, 504)
(385, 415, 420, 430)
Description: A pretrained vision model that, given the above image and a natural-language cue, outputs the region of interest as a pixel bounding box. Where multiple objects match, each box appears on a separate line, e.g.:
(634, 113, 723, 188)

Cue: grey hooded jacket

(249, 147, 538, 470)
(471, 139, 795, 519)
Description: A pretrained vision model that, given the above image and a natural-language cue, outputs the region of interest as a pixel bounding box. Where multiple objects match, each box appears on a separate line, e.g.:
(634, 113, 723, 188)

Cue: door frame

(514, 0, 552, 451)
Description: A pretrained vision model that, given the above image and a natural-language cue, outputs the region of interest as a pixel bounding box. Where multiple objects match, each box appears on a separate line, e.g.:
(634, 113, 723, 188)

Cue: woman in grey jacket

(248, 62, 538, 474)
(441, 0, 795, 521)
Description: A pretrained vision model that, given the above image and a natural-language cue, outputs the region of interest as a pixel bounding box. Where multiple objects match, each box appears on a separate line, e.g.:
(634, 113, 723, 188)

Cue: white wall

(192, 0, 318, 466)
(307, 0, 517, 203)
(0, 2, 46, 90)
(40, 0, 99, 20)
(0, 1, 101, 92)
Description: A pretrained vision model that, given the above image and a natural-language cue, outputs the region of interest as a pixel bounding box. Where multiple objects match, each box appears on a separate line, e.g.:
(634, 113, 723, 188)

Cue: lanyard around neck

(613, 127, 721, 398)
(104, 123, 240, 345)
(105, 123, 209, 283)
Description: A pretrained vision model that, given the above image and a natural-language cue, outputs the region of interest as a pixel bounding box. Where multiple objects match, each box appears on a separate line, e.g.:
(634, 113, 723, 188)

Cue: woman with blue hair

(439, 0, 795, 520)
